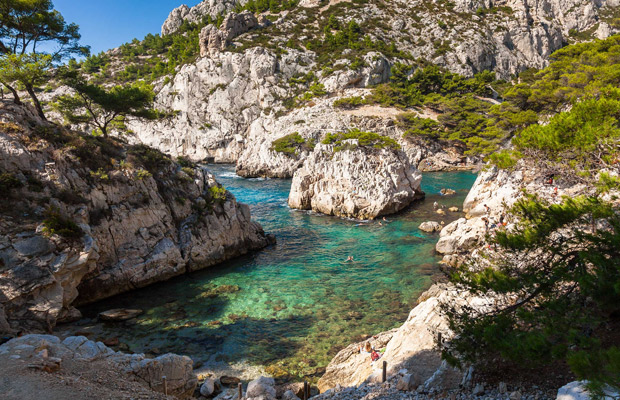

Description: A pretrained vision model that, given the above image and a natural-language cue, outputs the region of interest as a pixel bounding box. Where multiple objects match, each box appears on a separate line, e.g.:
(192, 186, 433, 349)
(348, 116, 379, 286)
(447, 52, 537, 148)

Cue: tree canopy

(0, 0, 88, 58)
(442, 194, 620, 396)
(0, 0, 88, 119)
(55, 70, 160, 137)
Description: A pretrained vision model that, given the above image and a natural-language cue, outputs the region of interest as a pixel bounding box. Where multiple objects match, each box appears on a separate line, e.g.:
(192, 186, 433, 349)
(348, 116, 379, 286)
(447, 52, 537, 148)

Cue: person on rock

(359, 342, 382, 363)
(433, 201, 439, 209)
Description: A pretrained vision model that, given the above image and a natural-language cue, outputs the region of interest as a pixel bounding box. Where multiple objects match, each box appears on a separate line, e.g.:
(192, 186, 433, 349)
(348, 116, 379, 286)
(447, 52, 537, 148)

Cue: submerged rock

(288, 142, 422, 220)
(98, 309, 143, 322)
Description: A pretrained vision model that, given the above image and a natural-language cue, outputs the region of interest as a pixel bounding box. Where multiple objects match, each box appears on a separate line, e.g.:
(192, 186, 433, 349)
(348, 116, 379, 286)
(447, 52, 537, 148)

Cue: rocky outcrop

(126, 47, 316, 163)
(134, 0, 620, 181)
(419, 221, 442, 233)
(199, 11, 260, 56)
(317, 284, 466, 392)
(435, 163, 589, 260)
(0, 101, 270, 334)
(0, 334, 197, 398)
(161, 0, 245, 36)
(288, 142, 422, 220)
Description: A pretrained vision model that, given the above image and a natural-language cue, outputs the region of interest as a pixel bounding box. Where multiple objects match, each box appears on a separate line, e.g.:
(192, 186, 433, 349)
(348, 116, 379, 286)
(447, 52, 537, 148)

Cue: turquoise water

(66, 165, 477, 381)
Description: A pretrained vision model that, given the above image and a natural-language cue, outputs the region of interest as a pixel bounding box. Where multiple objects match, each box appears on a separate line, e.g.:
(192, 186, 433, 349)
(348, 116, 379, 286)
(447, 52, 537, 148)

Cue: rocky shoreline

(0, 101, 272, 335)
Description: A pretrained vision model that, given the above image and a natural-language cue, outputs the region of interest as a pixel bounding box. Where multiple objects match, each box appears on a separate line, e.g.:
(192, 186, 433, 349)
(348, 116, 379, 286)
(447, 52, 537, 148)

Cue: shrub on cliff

(271, 133, 315, 157)
(442, 195, 620, 396)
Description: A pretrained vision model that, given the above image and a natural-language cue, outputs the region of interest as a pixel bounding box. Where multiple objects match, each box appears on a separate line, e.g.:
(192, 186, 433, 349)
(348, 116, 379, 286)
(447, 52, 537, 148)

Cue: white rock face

(199, 11, 260, 56)
(0, 334, 197, 398)
(0, 102, 270, 333)
(556, 381, 619, 400)
(288, 142, 422, 220)
(247, 376, 277, 400)
(126, 47, 315, 163)
(317, 285, 472, 392)
(419, 221, 442, 233)
(161, 0, 245, 35)
(435, 163, 589, 257)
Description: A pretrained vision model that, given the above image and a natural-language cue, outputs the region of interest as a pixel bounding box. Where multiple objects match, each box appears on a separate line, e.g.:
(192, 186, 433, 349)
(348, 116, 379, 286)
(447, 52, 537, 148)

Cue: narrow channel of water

(60, 165, 477, 381)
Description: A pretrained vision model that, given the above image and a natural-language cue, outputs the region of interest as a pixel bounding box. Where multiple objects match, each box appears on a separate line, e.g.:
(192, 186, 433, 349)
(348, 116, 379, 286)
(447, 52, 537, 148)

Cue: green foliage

(135, 168, 152, 180)
(89, 168, 109, 181)
(513, 96, 620, 171)
(488, 149, 522, 169)
(597, 172, 620, 194)
(270, 132, 315, 157)
(209, 185, 227, 204)
(234, 0, 298, 14)
(55, 70, 159, 137)
(503, 35, 620, 112)
(333, 96, 366, 109)
(127, 144, 171, 173)
(397, 113, 441, 138)
(42, 207, 82, 239)
(0, 171, 22, 192)
(322, 129, 400, 151)
(304, 18, 412, 69)
(443, 195, 620, 395)
(0, 53, 53, 118)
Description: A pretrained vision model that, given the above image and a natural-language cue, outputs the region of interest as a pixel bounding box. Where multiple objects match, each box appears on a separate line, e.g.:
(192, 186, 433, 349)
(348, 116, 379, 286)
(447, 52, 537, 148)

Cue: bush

(271, 133, 315, 157)
(128, 144, 171, 173)
(512, 96, 620, 170)
(42, 208, 82, 239)
(333, 96, 366, 109)
(0, 172, 23, 192)
(488, 150, 522, 169)
(209, 185, 227, 204)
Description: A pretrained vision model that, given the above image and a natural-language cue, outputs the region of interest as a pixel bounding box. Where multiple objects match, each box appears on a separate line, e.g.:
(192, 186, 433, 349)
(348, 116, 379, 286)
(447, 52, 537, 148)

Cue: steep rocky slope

(121, 0, 619, 179)
(0, 101, 270, 334)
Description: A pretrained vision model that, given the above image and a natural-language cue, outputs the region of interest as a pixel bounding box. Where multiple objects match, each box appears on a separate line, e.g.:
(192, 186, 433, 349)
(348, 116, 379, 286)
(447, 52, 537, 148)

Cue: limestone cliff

(127, 0, 619, 180)
(288, 142, 422, 220)
(0, 101, 270, 334)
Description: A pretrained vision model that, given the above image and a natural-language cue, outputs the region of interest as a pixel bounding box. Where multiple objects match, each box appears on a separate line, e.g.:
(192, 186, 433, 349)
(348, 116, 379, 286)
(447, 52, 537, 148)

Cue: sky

(52, 0, 202, 55)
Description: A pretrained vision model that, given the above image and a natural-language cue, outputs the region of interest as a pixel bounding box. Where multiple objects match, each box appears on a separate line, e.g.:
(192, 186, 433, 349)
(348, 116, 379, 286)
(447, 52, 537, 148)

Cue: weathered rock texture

(0, 334, 197, 398)
(435, 163, 590, 260)
(128, 0, 620, 181)
(199, 11, 260, 55)
(317, 285, 468, 393)
(0, 101, 269, 334)
(288, 142, 423, 220)
(161, 0, 247, 36)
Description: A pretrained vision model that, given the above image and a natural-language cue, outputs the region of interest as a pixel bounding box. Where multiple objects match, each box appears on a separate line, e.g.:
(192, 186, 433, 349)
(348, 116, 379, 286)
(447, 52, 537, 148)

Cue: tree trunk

(24, 83, 46, 121)
(1, 83, 22, 105)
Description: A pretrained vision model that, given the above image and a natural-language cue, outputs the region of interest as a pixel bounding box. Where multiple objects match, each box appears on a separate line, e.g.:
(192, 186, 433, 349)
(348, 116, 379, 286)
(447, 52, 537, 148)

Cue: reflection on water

(60, 165, 477, 381)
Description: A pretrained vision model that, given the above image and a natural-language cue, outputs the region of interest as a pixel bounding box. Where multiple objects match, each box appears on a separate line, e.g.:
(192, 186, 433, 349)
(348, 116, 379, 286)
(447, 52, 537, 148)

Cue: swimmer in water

(346, 256, 354, 262)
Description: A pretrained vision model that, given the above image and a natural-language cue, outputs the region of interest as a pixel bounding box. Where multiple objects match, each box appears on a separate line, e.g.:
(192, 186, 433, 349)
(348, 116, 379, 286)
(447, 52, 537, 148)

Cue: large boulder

(246, 376, 276, 400)
(288, 142, 422, 220)
(0, 334, 197, 398)
(419, 221, 442, 233)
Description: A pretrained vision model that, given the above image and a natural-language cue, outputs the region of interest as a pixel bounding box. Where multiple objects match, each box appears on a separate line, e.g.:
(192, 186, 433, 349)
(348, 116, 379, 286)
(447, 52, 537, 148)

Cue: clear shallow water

(64, 165, 477, 381)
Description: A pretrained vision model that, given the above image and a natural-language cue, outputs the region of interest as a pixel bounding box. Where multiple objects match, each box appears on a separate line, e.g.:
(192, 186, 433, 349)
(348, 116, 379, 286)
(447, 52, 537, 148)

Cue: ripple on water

(63, 165, 477, 382)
